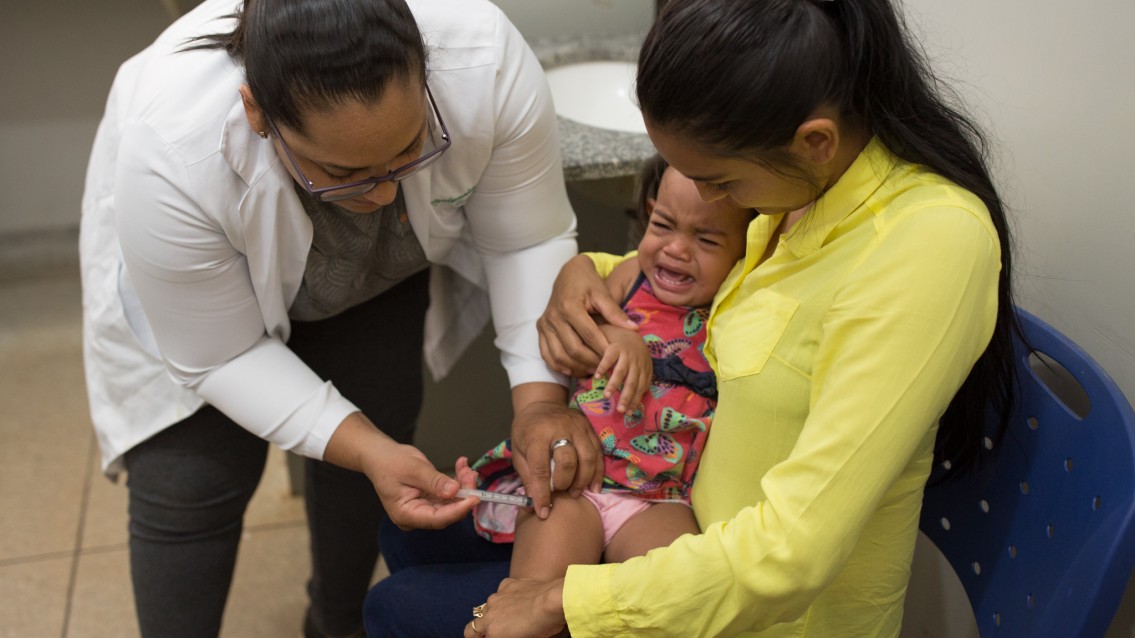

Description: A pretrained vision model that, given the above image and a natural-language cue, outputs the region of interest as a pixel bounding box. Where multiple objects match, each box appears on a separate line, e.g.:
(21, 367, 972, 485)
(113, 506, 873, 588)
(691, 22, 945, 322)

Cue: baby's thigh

(604, 502, 699, 564)
(511, 493, 604, 579)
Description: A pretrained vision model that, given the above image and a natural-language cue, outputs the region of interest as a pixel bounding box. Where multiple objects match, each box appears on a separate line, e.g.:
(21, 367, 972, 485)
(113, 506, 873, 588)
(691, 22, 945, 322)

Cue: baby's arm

(593, 260, 652, 413)
(595, 324, 652, 413)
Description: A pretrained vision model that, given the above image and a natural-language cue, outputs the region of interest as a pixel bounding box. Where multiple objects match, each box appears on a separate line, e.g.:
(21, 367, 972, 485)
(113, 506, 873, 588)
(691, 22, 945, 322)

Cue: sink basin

(544, 61, 646, 135)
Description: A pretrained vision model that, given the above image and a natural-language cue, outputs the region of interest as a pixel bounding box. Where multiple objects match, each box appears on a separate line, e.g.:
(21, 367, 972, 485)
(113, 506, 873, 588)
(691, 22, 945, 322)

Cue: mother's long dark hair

(185, 0, 425, 135)
(637, 0, 1019, 478)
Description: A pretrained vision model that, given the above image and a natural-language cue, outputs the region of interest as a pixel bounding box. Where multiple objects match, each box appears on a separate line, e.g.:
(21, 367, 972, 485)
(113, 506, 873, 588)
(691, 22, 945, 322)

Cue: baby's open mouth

(655, 266, 694, 286)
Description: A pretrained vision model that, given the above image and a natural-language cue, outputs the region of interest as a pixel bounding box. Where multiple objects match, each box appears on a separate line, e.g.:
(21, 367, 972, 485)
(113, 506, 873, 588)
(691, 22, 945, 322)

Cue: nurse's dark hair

(183, 0, 425, 135)
(637, 0, 1020, 479)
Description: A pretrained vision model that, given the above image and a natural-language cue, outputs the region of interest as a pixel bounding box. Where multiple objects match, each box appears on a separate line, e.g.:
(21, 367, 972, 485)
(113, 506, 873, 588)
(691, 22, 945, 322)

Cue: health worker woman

(78, 0, 581, 635)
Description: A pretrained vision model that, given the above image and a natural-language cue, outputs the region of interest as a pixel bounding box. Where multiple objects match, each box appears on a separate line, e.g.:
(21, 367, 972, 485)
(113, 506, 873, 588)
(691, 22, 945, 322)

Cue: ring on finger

(470, 618, 483, 635)
(550, 438, 573, 452)
(472, 604, 485, 618)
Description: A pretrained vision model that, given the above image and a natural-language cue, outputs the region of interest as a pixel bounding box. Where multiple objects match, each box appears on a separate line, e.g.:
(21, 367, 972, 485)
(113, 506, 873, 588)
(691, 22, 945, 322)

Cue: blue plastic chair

(919, 308, 1135, 636)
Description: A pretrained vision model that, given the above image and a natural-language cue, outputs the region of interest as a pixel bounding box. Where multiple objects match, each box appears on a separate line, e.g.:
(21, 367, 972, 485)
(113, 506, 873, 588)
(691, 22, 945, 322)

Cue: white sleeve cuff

(194, 337, 360, 459)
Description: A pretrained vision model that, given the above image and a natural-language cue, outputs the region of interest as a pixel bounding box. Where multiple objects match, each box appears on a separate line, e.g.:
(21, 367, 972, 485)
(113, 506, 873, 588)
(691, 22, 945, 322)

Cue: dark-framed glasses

(268, 84, 451, 203)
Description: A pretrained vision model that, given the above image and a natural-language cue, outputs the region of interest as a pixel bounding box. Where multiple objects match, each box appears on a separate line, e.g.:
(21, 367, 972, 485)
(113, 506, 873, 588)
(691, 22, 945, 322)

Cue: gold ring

(472, 603, 486, 618)
(470, 618, 482, 634)
(551, 438, 573, 451)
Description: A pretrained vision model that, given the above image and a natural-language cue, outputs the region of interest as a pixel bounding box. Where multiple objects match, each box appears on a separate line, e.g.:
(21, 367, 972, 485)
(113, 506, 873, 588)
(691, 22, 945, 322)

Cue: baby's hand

(593, 326, 651, 414)
(454, 456, 479, 490)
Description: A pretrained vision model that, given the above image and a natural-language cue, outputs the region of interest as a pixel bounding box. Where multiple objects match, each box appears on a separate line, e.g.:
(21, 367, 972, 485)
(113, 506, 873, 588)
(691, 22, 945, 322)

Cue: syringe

(457, 488, 533, 508)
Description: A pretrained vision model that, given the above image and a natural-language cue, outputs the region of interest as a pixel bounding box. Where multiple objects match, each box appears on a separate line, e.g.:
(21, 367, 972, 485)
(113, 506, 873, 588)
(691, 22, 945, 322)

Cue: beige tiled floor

(0, 266, 384, 638)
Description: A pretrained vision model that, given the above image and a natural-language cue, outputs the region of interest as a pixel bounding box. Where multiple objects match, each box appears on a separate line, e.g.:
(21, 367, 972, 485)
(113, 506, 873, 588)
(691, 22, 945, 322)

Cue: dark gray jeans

(124, 269, 429, 638)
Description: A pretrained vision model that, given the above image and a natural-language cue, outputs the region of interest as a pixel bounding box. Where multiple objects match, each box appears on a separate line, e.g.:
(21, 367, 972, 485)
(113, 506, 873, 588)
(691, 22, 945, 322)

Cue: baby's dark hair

(637, 0, 1021, 478)
(634, 154, 671, 231)
(631, 153, 757, 247)
(183, 0, 425, 136)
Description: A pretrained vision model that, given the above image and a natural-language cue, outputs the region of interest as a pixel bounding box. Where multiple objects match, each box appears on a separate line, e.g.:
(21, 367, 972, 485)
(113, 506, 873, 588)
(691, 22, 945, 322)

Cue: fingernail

(540, 507, 551, 519)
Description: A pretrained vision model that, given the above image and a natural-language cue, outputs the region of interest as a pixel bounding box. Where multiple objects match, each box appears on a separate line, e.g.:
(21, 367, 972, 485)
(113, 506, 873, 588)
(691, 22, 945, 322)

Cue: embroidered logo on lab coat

(432, 186, 475, 208)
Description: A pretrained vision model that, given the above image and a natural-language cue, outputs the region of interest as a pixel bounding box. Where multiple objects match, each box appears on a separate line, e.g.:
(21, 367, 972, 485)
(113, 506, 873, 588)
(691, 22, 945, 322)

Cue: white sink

(544, 61, 646, 135)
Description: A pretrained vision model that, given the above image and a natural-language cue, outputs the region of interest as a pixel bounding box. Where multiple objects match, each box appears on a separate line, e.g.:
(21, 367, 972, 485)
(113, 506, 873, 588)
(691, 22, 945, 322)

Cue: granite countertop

(529, 33, 658, 182)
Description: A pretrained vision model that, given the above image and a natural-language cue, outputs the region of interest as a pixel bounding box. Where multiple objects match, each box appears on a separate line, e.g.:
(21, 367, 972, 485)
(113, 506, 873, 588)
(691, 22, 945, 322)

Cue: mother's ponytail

(638, 0, 1020, 477)
(825, 0, 1019, 478)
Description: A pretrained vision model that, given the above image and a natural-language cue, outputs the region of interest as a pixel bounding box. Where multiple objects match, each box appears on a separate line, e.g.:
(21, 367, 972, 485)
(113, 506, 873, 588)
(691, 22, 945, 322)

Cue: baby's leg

(604, 502, 699, 563)
(510, 492, 604, 579)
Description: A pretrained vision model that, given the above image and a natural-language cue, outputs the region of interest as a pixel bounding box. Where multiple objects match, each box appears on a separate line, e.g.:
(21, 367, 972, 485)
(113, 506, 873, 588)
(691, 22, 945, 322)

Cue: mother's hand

(538, 254, 635, 377)
(463, 577, 567, 638)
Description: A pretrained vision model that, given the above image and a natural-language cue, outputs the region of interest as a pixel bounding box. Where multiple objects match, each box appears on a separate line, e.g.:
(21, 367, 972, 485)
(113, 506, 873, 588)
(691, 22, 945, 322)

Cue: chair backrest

(919, 308, 1135, 637)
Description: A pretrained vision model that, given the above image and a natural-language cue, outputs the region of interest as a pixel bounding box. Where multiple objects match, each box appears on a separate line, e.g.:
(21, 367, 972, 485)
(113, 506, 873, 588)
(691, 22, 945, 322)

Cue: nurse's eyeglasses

(267, 85, 451, 203)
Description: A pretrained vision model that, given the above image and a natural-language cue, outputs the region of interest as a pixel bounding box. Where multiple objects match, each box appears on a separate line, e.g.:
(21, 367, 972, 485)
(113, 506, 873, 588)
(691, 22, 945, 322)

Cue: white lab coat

(79, 0, 577, 478)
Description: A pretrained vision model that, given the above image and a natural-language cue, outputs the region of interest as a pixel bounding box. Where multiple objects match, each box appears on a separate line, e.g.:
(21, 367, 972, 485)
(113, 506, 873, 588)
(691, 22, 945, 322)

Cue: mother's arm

(537, 253, 640, 377)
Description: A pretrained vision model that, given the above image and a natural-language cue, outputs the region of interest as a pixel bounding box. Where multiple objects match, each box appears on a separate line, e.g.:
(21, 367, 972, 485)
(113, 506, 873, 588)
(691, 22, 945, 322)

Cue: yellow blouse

(563, 138, 1000, 637)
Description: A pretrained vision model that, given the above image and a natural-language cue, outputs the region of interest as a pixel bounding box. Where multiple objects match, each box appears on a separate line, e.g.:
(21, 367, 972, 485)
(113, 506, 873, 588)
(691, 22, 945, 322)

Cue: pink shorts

(472, 485, 689, 546)
(582, 490, 655, 548)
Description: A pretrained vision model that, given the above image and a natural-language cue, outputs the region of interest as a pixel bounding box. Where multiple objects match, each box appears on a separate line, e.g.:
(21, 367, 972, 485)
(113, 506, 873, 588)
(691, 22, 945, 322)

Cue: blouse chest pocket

(709, 288, 799, 380)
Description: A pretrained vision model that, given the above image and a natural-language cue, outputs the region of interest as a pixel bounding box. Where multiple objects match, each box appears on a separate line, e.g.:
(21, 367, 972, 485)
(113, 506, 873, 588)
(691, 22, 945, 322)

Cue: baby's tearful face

(638, 168, 752, 308)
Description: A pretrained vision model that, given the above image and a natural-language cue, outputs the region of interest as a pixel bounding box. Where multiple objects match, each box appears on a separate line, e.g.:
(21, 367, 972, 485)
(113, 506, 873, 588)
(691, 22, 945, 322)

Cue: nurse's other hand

(511, 399, 602, 519)
(538, 254, 634, 377)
